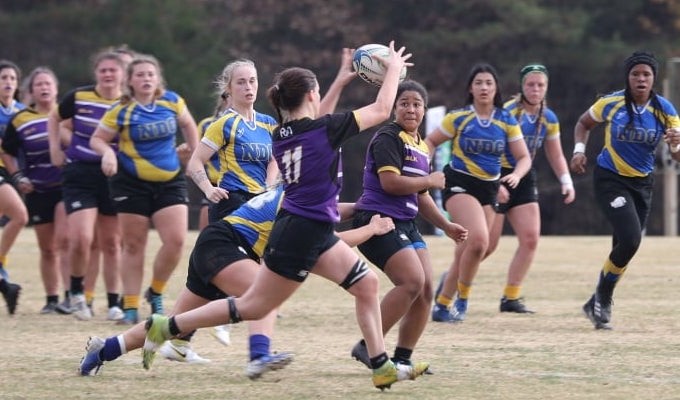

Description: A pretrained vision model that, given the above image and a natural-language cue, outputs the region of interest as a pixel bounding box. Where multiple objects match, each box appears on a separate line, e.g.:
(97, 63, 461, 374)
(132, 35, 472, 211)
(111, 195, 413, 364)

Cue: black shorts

(593, 165, 653, 226)
(26, 189, 62, 225)
(353, 210, 425, 269)
(62, 162, 117, 216)
(0, 167, 9, 186)
(263, 210, 339, 283)
(496, 167, 538, 214)
(441, 164, 499, 208)
(207, 190, 258, 222)
(185, 220, 259, 301)
(108, 169, 189, 217)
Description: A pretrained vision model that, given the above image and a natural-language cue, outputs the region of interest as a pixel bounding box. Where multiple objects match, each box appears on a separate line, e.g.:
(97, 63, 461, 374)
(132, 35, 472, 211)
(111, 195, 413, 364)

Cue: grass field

(1, 228, 679, 399)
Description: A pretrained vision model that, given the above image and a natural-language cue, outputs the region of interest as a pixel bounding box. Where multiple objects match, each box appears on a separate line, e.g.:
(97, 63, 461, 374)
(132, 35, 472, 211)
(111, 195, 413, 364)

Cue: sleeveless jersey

(355, 122, 430, 220)
(99, 90, 186, 182)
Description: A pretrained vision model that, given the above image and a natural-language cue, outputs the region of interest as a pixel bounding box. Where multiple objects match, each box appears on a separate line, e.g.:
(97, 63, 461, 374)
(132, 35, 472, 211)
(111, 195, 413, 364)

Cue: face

(229, 65, 258, 107)
(470, 72, 496, 105)
(30, 72, 57, 106)
(394, 90, 425, 134)
(522, 72, 548, 105)
(628, 64, 654, 99)
(95, 58, 124, 91)
(0, 67, 19, 102)
(129, 62, 159, 98)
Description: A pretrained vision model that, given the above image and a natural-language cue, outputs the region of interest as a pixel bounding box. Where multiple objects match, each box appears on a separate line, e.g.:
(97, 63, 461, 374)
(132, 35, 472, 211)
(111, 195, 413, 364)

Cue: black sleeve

(326, 112, 361, 150)
(57, 88, 78, 120)
(371, 129, 403, 173)
(1, 117, 21, 157)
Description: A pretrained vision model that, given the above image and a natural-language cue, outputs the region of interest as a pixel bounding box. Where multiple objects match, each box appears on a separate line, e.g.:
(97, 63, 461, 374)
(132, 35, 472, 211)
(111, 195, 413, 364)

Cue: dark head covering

(624, 51, 658, 77)
(519, 64, 548, 86)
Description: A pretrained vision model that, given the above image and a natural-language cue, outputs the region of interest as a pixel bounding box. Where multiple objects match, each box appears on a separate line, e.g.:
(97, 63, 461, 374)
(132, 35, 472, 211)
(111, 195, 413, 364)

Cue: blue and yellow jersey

(503, 98, 560, 168)
(0, 100, 26, 169)
(440, 105, 523, 180)
(202, 109, 276, 194)
(197, 115, 222, 184)
(589, 90, 680, 177)
(224, 185, 283, 258)
(58, 85, 120, 163)
(99, 90, 186, 182)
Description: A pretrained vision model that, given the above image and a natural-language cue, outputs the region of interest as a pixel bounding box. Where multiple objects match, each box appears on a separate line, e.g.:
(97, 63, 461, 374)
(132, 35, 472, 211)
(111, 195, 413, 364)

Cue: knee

(466, 235, 489, 259)
(518, 231, 540, 251)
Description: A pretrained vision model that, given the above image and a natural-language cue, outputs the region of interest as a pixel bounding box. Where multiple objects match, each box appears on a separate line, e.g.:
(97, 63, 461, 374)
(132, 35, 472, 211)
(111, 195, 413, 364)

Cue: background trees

(4, 0, 680, 233)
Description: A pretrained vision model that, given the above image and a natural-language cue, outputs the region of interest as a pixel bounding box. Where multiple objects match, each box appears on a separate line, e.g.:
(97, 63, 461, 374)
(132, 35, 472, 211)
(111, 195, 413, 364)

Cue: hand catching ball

(352, 43, 408, 86)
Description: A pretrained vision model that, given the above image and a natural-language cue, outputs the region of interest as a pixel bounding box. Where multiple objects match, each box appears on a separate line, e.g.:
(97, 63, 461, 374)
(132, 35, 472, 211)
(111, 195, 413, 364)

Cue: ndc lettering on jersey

(463, 138, 505, 155)
(135, 118, 177, 141)
(614, 125, 658, 145)
(238, 142, 272, 161)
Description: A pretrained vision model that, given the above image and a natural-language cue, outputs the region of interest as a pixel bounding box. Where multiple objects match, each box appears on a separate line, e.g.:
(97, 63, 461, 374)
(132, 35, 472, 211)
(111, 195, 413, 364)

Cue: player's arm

(336, 213, 394, 247)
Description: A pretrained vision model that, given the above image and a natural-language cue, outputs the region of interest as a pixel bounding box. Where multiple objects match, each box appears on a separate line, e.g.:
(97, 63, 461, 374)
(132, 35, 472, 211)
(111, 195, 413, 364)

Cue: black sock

(70, 276, 84, 295)
(64, 290, 70, 300)
(107, 293, 120, 308)
(178, 330, 196, 341)
(370, 352, 389, 369)
(47, 295, 58, 304)
(168, 316, 181, 336)
(392, 347, 413, 364)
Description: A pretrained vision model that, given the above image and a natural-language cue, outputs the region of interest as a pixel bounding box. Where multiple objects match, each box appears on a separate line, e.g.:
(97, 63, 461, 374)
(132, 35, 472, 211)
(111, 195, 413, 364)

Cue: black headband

(624, 51, 658, 77)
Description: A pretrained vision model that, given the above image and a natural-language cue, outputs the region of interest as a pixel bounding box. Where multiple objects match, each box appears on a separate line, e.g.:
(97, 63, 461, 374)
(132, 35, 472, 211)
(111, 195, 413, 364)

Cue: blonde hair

(214, 59, 256, 97)
(120, 54, 166, 105)
(22, 66, 58, 106)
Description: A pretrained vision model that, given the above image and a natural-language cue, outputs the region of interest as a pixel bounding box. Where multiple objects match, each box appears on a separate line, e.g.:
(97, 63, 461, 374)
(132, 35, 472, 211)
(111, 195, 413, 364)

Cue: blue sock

(249, 334, 270, 361)
(101, 337, 123, 362)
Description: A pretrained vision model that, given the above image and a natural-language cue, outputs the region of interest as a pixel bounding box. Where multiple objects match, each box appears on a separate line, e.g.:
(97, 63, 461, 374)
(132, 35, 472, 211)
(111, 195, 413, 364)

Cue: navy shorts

(62, 162, 117, 216)
(26, 189, 62, 225)
(353, 210, 425, 269)
(207, 190, 258, 222)
(496, 167, 538, 214)
(263, 210, 338, 283)
(108, 169, 188, 217)
(185, 220, 259, 300)
(441, 164, 500, 208)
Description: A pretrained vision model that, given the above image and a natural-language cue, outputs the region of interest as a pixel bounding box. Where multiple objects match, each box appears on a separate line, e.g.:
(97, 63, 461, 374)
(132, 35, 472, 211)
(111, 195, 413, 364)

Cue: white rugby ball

(352, 44, 407, 87)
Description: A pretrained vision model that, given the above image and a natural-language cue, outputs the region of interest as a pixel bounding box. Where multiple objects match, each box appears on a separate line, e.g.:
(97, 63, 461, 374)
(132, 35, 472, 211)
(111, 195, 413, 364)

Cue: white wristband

(573, 142, 586, 154)
(671, 143, 680, 153)
(559, 173, 573, 186)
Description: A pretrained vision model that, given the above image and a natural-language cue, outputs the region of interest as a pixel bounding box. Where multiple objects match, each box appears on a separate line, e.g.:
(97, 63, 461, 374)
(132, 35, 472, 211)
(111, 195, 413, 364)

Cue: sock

(370, 352, 389, 370)
(435, 294, 452, 308)
(101, 336, 124, 361)
(392, 347, 412, 364)
(150, 280, 166, 295)
(107, 293, 120, 309)
(457, 282, 471, 300)
(70, 276, 85, 295)
(64, 290, 70, 300)
(168, 317, 181, 336)
(178, 330, 196, 342)
(597, 259, 626, 297)
(249, 334, 270, 361)
(122, 295, 140, 310)
(85, 291, 95, 305)
(503, 285, 521, 300)
(47, 295, 58, 304)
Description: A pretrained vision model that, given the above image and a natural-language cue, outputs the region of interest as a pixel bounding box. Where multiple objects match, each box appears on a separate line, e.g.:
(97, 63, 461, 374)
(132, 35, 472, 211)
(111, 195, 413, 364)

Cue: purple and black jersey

(273, 112, 360, 222)
(2, 108, 62, 192)
(355, 122, 431, 220)
(58, 85, 119, 163)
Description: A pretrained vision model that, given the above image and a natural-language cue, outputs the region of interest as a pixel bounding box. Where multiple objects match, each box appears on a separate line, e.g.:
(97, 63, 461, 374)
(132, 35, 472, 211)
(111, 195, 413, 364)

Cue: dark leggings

(593, 166, 653, 268)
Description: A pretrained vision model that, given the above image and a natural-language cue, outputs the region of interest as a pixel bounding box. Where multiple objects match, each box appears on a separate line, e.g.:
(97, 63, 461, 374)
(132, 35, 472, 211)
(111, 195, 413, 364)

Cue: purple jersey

(355, 122, 431, 220)
(273, 112, 360, 222)
(2, 108, 62, 192)
(58, 85, 119, 163)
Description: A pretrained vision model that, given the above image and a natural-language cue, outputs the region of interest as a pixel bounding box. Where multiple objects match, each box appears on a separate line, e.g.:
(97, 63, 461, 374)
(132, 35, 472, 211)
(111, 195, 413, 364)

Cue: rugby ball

(352, 44, 407, 86)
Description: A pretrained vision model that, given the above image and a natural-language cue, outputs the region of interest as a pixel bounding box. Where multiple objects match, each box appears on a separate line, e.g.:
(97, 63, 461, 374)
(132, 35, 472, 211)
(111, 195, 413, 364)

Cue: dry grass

(2, 229, 680, 399)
